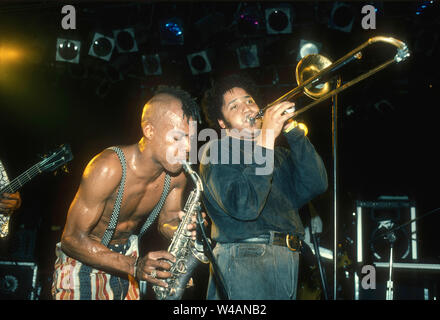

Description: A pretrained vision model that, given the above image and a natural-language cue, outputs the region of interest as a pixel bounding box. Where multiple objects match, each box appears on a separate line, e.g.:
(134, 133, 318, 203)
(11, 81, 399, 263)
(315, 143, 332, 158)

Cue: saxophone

(153, 161, 208, 300)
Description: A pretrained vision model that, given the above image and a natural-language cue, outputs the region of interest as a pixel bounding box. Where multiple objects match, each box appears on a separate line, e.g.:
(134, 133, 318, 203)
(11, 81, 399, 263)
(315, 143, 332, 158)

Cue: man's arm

(284, 127, 328, 208)
(60, 151, 136, 277)
(200, 150, 274, 221)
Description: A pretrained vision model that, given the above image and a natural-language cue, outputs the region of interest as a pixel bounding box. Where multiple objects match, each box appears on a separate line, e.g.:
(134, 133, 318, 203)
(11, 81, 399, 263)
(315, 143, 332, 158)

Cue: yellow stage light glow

(0, 45, 24, 64)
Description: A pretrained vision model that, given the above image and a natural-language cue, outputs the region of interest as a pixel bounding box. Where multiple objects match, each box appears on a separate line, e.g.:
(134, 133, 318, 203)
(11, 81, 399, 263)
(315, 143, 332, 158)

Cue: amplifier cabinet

(0, 261, 39, 300)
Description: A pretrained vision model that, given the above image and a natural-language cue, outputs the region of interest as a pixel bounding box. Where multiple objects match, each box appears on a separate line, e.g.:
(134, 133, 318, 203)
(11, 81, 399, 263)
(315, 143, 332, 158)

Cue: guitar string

(0, 150, 66, 193)
(0, 164, 43, 194)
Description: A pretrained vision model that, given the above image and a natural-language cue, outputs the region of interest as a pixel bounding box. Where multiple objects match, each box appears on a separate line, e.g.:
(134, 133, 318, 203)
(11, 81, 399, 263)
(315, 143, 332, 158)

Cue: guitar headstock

(39, 144, 73, 173)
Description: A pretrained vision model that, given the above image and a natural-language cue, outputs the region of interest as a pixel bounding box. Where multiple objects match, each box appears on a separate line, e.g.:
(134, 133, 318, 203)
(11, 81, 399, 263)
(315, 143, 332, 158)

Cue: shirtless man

(52, 86, 202, 300)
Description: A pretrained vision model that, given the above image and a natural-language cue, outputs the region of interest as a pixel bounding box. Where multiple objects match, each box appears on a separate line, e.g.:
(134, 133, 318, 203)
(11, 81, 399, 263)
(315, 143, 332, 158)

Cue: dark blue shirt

(199, 128, 328, 243)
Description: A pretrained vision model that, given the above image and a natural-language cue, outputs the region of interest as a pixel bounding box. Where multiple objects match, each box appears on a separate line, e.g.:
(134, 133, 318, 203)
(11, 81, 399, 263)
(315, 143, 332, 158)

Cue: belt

(238, 232, 302, 252)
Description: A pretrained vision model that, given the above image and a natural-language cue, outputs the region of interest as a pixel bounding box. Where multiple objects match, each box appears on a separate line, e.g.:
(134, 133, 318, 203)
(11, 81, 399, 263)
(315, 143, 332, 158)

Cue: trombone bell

(296, 54, 337, 99)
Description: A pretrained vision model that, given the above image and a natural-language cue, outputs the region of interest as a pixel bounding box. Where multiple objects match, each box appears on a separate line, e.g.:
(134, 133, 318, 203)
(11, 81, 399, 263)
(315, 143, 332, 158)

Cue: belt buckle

(285, 234, 298, 251)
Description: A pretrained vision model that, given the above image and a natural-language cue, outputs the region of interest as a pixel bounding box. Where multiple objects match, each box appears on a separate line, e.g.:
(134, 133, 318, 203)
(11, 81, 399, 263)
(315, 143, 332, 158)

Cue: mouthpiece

(248, 107, 296, 125)
(181, 160, 192, 174)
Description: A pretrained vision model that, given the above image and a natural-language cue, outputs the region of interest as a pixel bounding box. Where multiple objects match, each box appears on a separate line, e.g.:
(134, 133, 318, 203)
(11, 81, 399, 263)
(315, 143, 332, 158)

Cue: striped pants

(51, 235, 140, 300)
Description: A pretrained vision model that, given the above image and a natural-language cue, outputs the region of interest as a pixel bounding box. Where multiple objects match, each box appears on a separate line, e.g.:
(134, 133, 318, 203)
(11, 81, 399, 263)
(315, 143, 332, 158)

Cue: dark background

(0, 1, 439, 299)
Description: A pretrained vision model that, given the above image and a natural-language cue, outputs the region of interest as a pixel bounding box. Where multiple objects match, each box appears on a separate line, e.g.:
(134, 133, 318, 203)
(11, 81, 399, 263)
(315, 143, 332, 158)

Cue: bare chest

(100, 173, 170, 236)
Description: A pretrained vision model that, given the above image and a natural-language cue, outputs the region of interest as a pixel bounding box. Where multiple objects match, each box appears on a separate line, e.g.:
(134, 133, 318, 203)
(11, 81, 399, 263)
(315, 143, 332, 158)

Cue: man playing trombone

(199, 74, 328, 299)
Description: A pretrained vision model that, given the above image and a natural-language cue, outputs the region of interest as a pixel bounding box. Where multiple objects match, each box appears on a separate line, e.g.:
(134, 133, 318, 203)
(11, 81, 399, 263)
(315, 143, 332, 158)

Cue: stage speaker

(0, 261, 39, 300)
(355, 196, 418, 266)
(352, 196, 429, 300)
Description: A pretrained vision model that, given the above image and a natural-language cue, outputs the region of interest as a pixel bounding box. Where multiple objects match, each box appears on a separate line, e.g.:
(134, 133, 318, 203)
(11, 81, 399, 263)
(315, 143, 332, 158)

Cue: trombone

(249, 36, 410, 124)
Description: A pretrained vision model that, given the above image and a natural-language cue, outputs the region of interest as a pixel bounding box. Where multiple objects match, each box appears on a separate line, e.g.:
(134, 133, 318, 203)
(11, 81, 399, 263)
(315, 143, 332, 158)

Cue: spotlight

(56, 38, 81, 64)
(328, 2, 355, 33)
(416, 0, 436, 15)
(142, 54, 162, 76)
(113, 28, 138, 53)
(236, 45, 260, 69)
(237, 5, 262, 35)
(160, 18, 184, 45)
(265, 7, 292, 34)
(88, 33, 115, 61)
(186, 51, 211, 75)
(297, 39, 322, 61)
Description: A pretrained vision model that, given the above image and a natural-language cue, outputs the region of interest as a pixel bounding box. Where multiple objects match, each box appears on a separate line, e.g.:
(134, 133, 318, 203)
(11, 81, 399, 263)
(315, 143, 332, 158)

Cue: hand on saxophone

(178, 210, 208, 241)
(134, 251, 176, 287)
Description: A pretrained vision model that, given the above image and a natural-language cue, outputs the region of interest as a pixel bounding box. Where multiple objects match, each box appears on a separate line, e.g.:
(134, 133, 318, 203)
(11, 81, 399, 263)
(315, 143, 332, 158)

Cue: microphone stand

(370, 207, 440, 244)
(184, 161, 229, 300)
(385, 232, 396, 300)
(368, 207, 440, 300)
(311, 231, 330, 300)
(196, 211, 229, 300)
(332, 78, 342, 300)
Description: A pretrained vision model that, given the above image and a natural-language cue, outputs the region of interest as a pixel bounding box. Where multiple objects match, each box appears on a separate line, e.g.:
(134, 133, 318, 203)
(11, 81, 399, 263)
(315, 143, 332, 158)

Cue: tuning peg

(54, 164, 70, 176)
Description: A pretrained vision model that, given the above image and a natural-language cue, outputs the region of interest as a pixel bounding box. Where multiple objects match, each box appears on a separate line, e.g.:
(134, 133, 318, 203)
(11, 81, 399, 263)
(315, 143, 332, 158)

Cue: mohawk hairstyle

(201, 74, 260, 130)
(154, 85, 201, 124)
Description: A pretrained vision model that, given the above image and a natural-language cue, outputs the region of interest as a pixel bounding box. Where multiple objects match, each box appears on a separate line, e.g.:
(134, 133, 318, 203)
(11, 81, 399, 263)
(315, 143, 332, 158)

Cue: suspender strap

(101, 147, 127, 247)
(101, 147, 172, 247)
(138, 174, 171, 238)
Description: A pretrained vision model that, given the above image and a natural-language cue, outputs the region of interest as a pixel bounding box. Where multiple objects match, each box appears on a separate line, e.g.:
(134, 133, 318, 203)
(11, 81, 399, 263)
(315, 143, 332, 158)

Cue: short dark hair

(201, 74, 260, 129)
(154, 85, 201, 124)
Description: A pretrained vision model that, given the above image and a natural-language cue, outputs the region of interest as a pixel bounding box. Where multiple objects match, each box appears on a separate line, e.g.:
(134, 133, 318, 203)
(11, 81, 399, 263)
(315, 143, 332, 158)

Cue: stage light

(56, 38, 81, 64)
(0, 46, 24, 64)
(160, 18, 184, 45)
(297, 39, 322, 61)
(113, 28, 138, 53)
(236, 45, 259, 69)
(88, 33, 115, 61)
(265, 7, 292, 34)
(415, 0, 436, 15)
(142, 54, 162, 76)
(186, 51, 211, 75)
(328, 2, 355, 33)
(237, 5, 262, 35)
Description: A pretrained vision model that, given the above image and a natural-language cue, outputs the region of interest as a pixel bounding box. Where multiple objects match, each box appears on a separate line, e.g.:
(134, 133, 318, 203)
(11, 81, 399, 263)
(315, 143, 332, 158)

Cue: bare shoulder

(80, 148, 124, 195)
